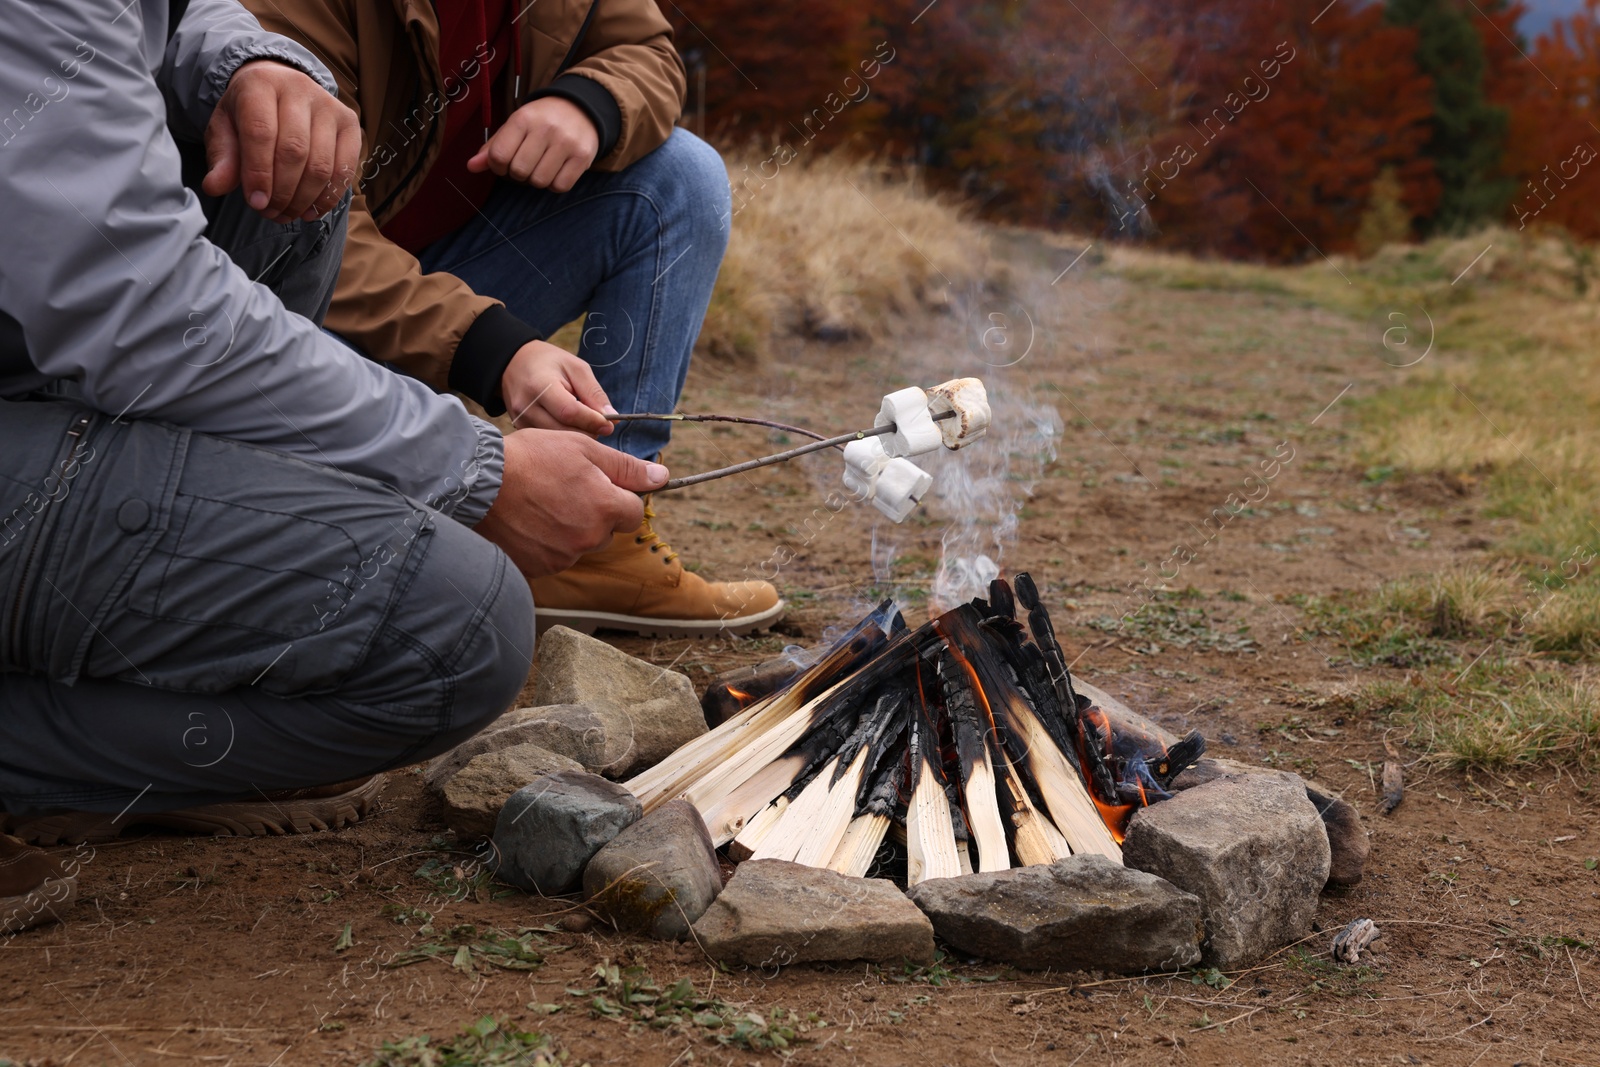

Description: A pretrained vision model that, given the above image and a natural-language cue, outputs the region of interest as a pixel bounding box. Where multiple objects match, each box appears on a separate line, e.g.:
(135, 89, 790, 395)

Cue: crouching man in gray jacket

(0, 0, 667, 934)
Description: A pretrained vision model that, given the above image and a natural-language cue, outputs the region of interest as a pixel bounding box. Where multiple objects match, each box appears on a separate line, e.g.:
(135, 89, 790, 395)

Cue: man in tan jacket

(244, 0, 783, 638)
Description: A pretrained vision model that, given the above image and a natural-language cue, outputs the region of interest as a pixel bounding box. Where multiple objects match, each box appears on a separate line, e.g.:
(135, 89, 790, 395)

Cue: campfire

(625, 575, 1206, 882)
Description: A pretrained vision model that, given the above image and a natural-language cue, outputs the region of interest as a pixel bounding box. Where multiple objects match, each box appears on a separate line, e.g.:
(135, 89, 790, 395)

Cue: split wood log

(728, 797, 789, 862)
(826, 812, 891, 877)
(938, 606, 1121, 860)
(625, 609, 890, 808)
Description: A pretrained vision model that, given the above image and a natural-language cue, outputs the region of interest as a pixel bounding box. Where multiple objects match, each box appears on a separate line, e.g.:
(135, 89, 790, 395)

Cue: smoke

(924, 370, 1063, 612)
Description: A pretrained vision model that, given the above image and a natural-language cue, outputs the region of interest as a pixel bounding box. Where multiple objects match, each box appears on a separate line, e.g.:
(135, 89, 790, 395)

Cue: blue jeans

(417, 128, 731, 461)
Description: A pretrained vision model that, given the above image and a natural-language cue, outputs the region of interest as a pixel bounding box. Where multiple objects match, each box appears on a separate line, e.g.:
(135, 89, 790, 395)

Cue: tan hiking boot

(0, 833, 78, 934)
(3, 775, 386, 846)
(528, 499, 784, 638)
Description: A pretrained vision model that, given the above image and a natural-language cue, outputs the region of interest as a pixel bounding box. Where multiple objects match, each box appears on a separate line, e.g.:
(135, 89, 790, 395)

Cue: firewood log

(728, 797, 789, 861)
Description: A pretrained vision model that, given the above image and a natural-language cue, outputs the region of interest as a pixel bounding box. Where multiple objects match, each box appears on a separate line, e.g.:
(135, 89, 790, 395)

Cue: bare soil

(4, 236, 1597, 1067)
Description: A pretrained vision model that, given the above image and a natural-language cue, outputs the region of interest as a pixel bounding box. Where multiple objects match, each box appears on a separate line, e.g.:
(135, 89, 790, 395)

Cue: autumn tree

(1385, 0, 1514, 232)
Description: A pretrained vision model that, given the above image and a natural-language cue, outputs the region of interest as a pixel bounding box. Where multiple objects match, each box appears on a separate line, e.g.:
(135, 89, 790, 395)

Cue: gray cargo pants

(0, 184, 533, 817)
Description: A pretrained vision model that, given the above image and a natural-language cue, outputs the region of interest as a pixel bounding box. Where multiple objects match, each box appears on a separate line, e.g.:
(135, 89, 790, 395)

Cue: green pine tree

(1385, 0, 1514, 233)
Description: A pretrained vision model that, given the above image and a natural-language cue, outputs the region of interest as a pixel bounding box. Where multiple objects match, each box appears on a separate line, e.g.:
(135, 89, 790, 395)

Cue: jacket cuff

(530, 74, 622, 160)
(440, 417, 506, 528)
(450, 304, 540, 416)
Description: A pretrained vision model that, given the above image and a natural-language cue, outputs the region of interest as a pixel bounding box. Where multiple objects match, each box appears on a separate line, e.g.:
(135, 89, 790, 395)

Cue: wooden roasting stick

(624, 607, 892, 809)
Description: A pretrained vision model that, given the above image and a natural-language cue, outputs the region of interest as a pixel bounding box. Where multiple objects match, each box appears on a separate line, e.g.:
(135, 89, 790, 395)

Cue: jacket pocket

(128, 492, 362, 641)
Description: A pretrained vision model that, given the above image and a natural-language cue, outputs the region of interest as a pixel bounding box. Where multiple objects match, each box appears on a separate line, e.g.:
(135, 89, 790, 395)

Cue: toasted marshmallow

(926, 377, 990, 450)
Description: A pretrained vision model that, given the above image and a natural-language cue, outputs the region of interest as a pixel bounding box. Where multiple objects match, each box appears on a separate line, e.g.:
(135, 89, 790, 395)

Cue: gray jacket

(0, 0, 502, 524)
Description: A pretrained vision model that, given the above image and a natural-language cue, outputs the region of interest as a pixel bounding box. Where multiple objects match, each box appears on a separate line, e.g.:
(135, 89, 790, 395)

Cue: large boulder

(531, 626, 706, 776)
(906, 856, 1203, 973)
(437, 744, 583, 840)
(1123, 771, 1331, 967)
(691, 860, 935, 968)
(491, 771, 642, 895)
(583, 800, 722, 941)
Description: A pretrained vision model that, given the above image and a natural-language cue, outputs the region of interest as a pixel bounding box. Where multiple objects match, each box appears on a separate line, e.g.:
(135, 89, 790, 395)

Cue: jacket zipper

(371, 23, 448, 220)
(7, 412, 93, 666)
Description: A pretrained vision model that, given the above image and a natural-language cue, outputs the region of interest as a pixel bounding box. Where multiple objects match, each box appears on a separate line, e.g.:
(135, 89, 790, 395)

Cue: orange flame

(726, 685, 752, 706)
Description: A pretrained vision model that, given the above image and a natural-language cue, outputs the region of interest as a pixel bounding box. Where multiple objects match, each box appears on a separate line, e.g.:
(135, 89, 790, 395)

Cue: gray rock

(491, 770, 642, 896)
(424, 705, 629, 788)
(1123, 772, 1331, 968)
(691, 860, 935, 967)
(1307, 784, 1369, 887)
(531, 626, 706, 777)
(438, 744, 584, 840)
(583, 799, 722, 940)
(906, 856, 1202, 973)
(1173, 758, 1367, 887)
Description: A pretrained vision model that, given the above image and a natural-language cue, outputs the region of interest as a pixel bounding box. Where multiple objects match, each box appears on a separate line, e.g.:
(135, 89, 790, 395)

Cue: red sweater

(382, 0, 514, 253)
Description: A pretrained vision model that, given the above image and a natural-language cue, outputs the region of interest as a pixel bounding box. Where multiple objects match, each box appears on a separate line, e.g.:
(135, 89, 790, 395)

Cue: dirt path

(4, 237, 1597, 1067)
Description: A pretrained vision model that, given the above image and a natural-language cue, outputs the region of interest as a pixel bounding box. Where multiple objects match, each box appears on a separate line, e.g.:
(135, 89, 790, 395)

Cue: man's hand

(474, 430, 668, 578)
(502, 339, 616, 434)
(467, 96, 598, 193)
(203, 60, 361, 223)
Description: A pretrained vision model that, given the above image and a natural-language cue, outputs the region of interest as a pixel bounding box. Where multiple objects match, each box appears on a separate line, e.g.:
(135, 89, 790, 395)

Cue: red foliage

(1497, 0, 1600, 238)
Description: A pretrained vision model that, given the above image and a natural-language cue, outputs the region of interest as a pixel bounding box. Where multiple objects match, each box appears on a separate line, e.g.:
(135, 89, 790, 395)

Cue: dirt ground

(4, 234, 1598, 1067)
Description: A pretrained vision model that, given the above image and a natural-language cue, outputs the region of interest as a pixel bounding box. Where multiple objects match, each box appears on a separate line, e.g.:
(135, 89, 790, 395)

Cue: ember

(625, 575, 1205, 881)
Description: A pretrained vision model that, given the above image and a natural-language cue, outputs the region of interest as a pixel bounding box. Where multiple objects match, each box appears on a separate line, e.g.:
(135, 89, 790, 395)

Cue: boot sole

(1, 876, 77, 934)
(536, 599, 788, 639)
(3, 776, 387, 846)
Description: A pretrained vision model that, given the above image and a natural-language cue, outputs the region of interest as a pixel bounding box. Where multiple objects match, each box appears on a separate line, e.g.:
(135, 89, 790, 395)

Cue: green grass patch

(365, 1016, 568, 1067)
(550, 960, 823, 1051)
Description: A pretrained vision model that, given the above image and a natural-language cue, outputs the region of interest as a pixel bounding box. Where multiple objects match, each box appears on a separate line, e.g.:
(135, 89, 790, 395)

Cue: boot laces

(634, 500, 679, 565)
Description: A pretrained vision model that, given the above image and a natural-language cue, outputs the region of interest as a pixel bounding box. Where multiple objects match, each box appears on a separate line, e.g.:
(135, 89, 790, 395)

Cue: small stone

(1306, 784, 1369, 887)
(491, 770, 642, 896)
(1123, 772, 1331, 968)
(437, 744, 583, 840)
(906, 856, 1203, 973)
(532, 626, 707, 776)
(583, 800, 722, 941)
(691, 860, 935, 967)
(425, 704, 634, 785)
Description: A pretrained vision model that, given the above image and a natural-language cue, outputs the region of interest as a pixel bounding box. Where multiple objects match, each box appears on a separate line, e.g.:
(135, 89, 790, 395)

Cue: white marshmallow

(871, 457, 933, 522)
(926, 377, 990, 450)
(875, 387, 942, 458)
(841, 437, 890, 499)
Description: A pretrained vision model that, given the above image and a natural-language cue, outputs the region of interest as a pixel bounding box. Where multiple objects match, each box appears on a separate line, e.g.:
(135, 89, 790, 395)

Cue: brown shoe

(529, 499, 785, 638)
(3, 775, 386, 846)
(0, 833, 78, 934)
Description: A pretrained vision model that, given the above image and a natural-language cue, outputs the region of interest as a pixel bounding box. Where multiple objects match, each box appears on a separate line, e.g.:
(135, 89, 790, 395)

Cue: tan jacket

(243, 0, 686, 405)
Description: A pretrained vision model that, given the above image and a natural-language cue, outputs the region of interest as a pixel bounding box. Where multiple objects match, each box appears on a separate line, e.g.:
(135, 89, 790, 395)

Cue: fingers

(200, 107, 240, 197)
(234, 77, 280, 214)
(550, 155, 589, 194)
(538, 387, 614, 435)
(481, 122, 526, 178)
(508, 136, 549, 184)
(220, 61, 358, 222)
(529, 142, 568, 189)
(587, 439, 670, 497)
(267, 95, 315, 220)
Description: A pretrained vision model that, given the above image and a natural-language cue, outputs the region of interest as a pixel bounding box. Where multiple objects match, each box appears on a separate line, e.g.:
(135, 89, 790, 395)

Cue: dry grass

(698, 151, 998, 359)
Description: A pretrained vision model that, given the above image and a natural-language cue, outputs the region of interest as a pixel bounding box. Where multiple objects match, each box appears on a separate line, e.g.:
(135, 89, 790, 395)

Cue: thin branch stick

(607, 412, 830, 442)
(658, 410, 956, 492)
